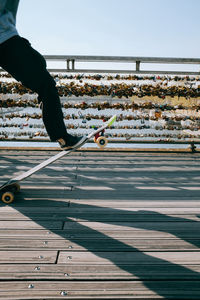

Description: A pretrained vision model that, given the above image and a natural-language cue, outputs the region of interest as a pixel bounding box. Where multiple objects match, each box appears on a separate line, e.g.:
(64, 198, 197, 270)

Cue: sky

(16, 0, 200, 71)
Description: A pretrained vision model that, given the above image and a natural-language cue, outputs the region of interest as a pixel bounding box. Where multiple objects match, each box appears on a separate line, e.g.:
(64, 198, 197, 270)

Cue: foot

(57, 134, 87, 150)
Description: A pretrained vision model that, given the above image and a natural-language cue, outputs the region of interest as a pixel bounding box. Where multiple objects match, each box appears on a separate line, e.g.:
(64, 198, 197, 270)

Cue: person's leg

(0, 35, 83, 146)
(0, 35, 66, 141)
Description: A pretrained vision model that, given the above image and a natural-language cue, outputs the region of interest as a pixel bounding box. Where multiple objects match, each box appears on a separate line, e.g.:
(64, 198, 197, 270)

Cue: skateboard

(0, 115, 116, 204)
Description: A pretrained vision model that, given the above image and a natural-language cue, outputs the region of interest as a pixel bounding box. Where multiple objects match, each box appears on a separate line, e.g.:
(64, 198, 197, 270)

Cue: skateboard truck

(0, 180, 20, 204)
(93, 118, 108, 149)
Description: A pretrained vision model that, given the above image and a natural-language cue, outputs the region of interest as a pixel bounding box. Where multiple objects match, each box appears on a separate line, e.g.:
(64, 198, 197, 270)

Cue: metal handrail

(1, 55, 200, 75)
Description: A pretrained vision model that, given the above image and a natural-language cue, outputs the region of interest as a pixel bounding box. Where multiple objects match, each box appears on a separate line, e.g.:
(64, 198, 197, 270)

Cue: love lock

(78, 111, 83, 118)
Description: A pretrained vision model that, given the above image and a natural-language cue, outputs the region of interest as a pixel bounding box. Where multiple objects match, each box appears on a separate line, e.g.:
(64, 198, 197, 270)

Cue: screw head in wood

(60, 291, 68, 296)
(28, 284, 34, 289)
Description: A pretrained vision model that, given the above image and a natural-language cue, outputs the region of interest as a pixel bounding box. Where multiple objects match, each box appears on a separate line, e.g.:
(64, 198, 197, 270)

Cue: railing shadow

(8, 194, 200, 298)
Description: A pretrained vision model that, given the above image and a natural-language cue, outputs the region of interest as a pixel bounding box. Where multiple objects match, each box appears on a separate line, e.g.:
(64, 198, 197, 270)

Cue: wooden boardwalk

(0, 150, 200, 299)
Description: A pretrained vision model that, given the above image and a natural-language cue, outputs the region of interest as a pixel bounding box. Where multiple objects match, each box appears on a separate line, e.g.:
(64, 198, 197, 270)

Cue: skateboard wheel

(1, 192, 14, 204)
(96, 136, 108, 148)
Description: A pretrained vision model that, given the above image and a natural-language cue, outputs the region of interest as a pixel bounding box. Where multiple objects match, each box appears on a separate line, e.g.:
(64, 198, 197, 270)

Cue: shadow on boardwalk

(1, 151, 200, 297)
(9, 194, 200, 299)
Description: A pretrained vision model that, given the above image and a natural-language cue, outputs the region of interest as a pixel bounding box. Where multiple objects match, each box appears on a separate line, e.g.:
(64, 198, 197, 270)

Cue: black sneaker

(57, 134, 87, 150)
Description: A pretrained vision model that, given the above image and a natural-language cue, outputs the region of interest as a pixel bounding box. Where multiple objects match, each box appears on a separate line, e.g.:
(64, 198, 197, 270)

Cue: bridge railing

(1, 55, 200, 75)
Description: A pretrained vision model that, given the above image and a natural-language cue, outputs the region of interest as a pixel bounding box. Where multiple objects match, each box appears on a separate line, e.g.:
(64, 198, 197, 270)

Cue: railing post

(66, 59, 75, 71)
(67, 59, 70, 71)
(72, 59, 75, 71)
(136, 61, 140, 72)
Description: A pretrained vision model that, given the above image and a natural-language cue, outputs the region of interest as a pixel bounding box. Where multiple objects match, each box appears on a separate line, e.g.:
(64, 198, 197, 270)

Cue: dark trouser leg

(0, 35, 67, 141)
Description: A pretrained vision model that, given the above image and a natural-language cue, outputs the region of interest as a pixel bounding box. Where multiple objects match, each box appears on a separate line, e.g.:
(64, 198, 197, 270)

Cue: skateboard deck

(0, 115, 116, 204)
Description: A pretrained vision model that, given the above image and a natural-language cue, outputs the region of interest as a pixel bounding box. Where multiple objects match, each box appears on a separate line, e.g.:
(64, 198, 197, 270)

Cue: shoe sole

(62, 136, 87, 150)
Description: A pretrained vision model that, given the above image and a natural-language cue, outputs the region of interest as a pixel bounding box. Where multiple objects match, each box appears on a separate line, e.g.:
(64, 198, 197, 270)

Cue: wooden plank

(63, 221, 200, 231)
(75, 166, 200, 173)
(1, 151, 200, 160)
(51, 214, 200, 222)
(0, 230, 59, 238)
(0, 251, 57, 263)
(58, 251, 200, 265)
(65, 192, 200, 202)
(2, 154, 196, 165)
(1, 199, 200, 212)
(69, 199, 200, 208)
(0, 238, 199, 251)
(74, 160, 200, 166)
(2, 200, 200, 212)
(0, 213, 65, 221)
(0, 228, 199, 239)
(63, 229, 200, 239)
(5, 151, 191, 169)
(0, 211, 200, 221)
(0, 221, 62, 230)
(0, 264, 200, 280)
(0, 280, 199, 299)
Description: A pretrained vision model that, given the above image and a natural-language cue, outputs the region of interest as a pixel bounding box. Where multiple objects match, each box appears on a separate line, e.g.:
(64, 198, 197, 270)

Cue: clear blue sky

(16, 0, 200, 58)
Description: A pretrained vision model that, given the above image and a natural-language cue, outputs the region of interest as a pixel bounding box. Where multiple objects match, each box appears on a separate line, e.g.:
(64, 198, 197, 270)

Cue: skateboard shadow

(9, 195, 200, 298)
